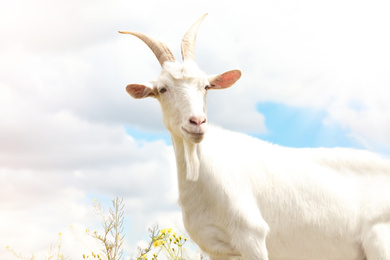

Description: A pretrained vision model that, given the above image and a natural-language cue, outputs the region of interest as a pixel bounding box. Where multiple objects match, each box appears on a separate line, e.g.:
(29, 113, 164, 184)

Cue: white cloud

(0, 43, 177, 257)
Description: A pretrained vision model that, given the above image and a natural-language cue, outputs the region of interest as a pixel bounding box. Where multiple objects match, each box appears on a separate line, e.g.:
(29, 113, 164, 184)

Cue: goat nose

(189, 116, 207, 126)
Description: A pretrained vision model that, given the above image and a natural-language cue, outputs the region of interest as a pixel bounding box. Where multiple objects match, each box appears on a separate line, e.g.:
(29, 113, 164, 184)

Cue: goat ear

(208, 70, 241, 89)
(126, 84, 156, 99)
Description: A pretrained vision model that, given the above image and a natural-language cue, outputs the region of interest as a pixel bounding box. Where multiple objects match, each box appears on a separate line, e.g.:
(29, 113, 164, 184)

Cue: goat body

(120, 14, 390, 260)
(175, 125, 390, 260)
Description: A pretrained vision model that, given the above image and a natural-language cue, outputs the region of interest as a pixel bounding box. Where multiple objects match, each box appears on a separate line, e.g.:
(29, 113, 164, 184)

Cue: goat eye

(159, 87, 167, 94)
(204, 85, 210, 90)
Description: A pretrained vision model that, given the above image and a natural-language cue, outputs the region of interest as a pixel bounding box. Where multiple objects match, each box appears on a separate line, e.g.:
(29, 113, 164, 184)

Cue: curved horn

(181, 13, 208, 61)
(119, 31, 176, 67)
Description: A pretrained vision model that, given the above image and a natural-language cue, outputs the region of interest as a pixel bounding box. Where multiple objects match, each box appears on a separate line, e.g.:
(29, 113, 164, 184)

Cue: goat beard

(183, 140, 200, 181)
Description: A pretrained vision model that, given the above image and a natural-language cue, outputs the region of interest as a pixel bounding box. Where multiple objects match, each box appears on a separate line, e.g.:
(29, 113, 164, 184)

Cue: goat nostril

(189, 116, 207, 126)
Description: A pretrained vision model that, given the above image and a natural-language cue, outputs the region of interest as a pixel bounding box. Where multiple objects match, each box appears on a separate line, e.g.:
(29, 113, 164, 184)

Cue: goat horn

(181, 13, 208, 61)
(119, 31, 176, 67)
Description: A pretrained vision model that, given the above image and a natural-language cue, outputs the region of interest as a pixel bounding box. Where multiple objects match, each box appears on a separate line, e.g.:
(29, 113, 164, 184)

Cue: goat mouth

(182, 127, 205, 138)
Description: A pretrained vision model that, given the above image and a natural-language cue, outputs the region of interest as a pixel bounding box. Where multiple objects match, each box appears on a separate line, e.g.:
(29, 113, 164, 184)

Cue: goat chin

(186, 134, 204, 144)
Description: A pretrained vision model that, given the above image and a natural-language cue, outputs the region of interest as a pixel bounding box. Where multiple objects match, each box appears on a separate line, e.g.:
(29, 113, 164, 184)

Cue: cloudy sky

(1, 0, 390, 258)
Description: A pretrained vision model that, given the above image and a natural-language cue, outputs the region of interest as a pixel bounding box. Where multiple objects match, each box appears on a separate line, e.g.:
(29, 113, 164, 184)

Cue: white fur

(176, 126, 390, 260)
(125, 38, 390, 260)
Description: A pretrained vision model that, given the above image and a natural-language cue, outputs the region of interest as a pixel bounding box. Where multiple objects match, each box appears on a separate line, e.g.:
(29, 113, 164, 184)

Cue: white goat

(119, 14, 390, 260)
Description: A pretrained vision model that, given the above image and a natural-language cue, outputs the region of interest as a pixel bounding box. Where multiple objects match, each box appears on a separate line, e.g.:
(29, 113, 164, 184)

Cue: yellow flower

(160, 228, 172, 235)
(153, 239, 164, 248)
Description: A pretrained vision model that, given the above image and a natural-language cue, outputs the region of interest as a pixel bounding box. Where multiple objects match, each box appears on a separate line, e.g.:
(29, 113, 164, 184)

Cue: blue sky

(1, 0, 390, 259)
(256, 102, 361, 149)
